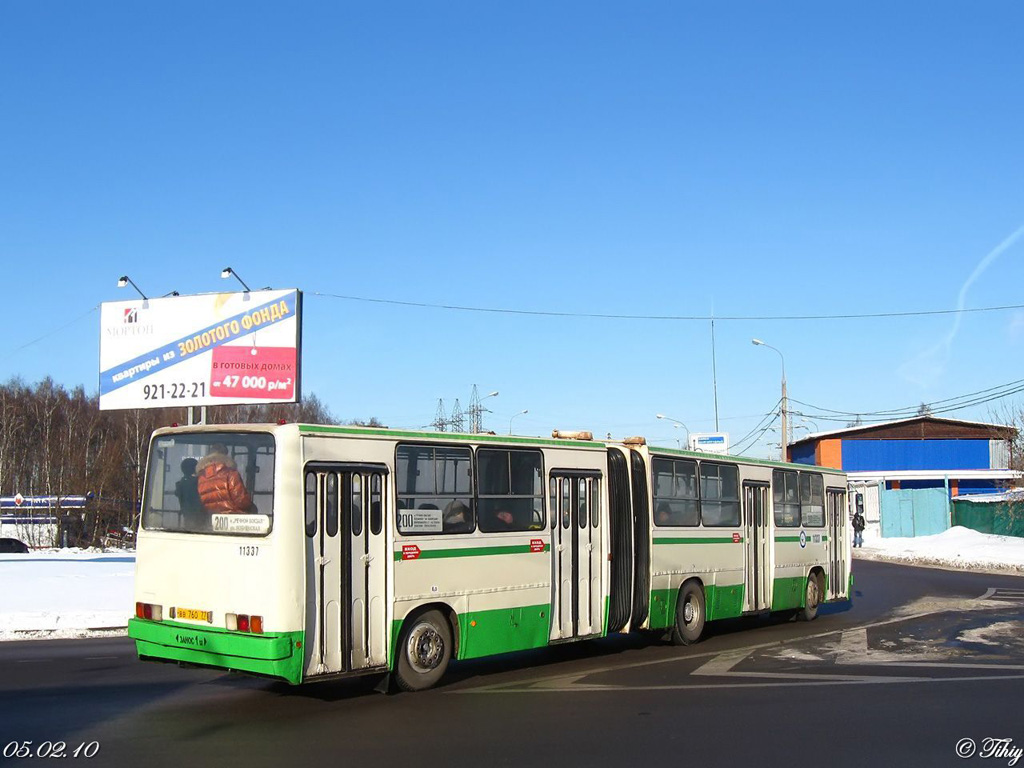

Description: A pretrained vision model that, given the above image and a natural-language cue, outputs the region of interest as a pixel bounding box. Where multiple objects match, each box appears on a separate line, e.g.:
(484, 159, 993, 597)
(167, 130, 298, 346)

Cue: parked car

(0, 538, 30, 553)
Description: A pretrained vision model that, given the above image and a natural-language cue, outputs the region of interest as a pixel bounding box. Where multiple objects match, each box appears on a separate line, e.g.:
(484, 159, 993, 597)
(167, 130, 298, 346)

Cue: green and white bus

(128, 423, 851, 691)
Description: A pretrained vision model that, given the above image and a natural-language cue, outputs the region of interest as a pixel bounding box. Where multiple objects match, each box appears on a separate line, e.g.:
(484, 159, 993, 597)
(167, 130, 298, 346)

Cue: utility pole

(752, 338, 787, 462)
(781, 374, 788, 462)
(711, 315, 720, 431)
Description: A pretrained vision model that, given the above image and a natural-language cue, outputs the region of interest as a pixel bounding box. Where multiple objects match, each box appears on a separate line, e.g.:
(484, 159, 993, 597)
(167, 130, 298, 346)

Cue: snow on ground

(0, 549, 135, 641)
(1, 527, 1023, 642)
(856, 525, 1024, 574)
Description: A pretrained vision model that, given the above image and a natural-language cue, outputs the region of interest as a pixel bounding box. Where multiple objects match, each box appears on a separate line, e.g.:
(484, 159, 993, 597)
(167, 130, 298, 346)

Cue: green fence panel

(951, 500, 1024, 538)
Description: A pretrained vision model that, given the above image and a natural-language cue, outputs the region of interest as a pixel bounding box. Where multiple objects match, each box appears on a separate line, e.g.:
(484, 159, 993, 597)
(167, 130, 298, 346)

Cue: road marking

(981, 588, 1024, 601)
(453, 586, 1024, 694)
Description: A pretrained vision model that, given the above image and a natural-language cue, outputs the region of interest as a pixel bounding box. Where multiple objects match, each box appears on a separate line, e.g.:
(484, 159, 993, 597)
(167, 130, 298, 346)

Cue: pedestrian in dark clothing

(852, 509, 866, 548)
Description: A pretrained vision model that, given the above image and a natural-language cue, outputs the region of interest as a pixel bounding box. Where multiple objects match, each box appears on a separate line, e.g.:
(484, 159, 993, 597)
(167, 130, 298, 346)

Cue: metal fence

(951, 498, 1024, 538)
(879, 487, 950, 538)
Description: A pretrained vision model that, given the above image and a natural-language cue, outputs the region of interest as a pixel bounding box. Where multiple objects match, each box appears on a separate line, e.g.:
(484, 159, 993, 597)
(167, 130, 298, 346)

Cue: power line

(312, 291, 1024, 323)
(1, 305, 99, 361)
(790, 377, 1024, 425)
(732, 398, 783, 454)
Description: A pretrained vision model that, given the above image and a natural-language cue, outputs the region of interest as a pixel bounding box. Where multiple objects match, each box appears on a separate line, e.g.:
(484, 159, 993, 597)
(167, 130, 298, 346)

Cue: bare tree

(0, 377, 342, 547)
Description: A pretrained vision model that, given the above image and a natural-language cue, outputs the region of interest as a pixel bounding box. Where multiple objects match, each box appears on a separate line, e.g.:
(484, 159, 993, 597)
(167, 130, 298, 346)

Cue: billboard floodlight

(221, 266, 252, 292)
(116, 275, 147, 300)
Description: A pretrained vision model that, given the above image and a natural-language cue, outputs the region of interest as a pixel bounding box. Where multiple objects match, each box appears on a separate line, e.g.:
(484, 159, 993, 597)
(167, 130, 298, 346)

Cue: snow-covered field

(858, 525, 1024, 573)
(1, 526, 1022, 642)
(0, 550, 135, 641)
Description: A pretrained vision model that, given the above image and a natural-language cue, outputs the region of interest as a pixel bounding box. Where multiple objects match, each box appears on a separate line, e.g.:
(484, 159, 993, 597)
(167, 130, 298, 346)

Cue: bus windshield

(142, 432, 276, 535)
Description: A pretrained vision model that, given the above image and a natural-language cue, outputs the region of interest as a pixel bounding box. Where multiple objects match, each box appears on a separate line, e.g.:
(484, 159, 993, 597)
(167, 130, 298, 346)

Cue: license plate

(176, 607, 211, 622)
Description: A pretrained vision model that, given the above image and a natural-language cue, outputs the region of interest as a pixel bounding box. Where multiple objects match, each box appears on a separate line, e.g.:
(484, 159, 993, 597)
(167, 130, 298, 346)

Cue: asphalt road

(3, 559, 1024, 768)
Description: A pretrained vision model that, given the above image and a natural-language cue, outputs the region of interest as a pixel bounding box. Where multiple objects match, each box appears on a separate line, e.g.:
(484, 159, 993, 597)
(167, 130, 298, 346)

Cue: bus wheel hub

(408, 624, 444, 671)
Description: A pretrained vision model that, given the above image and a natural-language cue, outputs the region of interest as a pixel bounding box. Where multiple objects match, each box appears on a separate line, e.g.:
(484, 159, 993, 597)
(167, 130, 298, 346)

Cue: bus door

(826, 489, 848, 600)
(550, 471, 602, 641)
(742, 482, 770, 612)
(304, 464, 388, 677)
(347, 468, 388, 670)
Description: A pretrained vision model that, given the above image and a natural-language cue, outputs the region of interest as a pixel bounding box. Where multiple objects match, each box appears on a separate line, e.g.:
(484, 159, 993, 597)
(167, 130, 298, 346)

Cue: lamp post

(509, 409, 528, 434)
(656, 414, 690, 449)
(752, 338, 787, 461)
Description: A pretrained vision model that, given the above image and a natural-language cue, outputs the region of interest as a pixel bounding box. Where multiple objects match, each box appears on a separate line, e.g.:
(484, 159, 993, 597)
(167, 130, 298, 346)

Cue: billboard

(689, 433, 730, 454)
(99, 289, 301, 410)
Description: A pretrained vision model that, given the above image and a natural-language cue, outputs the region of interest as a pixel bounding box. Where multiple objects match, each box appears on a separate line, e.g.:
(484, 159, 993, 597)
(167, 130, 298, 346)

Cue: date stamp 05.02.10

(3, 742, 100, 759)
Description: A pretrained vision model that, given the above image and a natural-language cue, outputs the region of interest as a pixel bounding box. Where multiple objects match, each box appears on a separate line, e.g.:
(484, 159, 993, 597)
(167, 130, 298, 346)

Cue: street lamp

(656, 414, 690, 447)
(509, 409, 528, 434)
(752, 338, 787, 461)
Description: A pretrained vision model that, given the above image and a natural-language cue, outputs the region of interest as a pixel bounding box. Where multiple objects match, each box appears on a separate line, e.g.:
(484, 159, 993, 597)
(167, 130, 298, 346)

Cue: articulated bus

(128, 423, 851, 691)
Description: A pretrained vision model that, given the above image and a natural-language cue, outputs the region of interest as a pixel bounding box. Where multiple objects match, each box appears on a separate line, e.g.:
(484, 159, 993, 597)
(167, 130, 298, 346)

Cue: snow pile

(858, 526, 1024, 573)
(0, 550, 135, 640)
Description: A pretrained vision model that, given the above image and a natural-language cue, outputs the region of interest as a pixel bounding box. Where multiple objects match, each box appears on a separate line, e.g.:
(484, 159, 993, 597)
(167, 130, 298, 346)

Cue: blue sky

(2, 1, 1023, 457)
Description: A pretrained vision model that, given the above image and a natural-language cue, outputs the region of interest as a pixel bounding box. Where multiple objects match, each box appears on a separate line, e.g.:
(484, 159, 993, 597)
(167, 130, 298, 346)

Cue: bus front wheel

(672, 581, 706, 645)
(395, 610, 452, 692)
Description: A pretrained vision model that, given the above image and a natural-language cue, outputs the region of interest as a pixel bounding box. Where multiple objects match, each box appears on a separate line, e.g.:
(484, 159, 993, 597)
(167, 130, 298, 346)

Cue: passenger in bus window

(197, 443, 254, 514)
(443, 500, 472, 533)
(655, 502, 674, 527)
(493, 510, 515, 529)
(174, 458, 202, 524)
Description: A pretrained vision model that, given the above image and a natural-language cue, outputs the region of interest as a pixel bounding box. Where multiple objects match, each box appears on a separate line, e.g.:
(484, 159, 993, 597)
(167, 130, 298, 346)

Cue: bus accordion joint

(551, 430, 594, 441)
(622, 436, 647, 446)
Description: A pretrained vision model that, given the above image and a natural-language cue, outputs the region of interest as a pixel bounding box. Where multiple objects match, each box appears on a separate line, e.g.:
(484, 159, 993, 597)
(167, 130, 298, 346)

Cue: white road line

(452, 586, 1023, 694)
(691, 648, 752, 676)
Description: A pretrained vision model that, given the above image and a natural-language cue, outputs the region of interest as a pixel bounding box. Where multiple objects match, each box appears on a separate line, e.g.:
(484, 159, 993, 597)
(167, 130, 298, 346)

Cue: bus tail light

(226, 613, 263, 633)
(135, 602, 163, 621)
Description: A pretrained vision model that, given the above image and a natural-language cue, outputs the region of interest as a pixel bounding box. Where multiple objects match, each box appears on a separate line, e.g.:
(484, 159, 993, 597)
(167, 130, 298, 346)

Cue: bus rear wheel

(799, 572, 823, 622)
(672, 581, 706, 645)
(395, 610, 452, 692)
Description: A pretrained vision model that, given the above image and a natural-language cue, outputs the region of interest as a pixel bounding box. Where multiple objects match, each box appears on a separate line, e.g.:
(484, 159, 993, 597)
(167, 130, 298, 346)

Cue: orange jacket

(196, 453, 252, 513)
